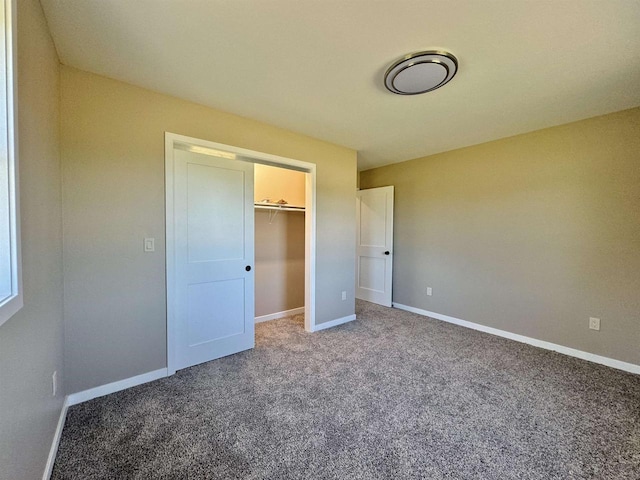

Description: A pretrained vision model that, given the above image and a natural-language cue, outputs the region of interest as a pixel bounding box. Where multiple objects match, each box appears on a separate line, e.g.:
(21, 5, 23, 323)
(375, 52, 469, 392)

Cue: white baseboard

(66, 368, 168, 406)
(42, 397, 69, 480)
(392, 303, 640, 375)
(311, 314, 356, 332)
(255, 306, 305, 323)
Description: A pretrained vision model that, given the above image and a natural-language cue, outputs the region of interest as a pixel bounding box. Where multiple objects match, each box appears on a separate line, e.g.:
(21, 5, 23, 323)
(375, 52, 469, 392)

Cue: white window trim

(0, 0, 21, 327)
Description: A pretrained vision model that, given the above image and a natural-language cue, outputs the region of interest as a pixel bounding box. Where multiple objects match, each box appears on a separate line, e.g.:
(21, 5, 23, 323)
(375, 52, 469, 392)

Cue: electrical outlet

(52, 371, 57, 397)
(426, 287, 432, 296)
(589, 317, 600, 331)
(341, 291, 347, 301)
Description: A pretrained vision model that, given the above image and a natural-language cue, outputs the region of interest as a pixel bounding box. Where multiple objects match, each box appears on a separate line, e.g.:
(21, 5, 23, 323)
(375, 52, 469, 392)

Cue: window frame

(0, 0, 21, 327)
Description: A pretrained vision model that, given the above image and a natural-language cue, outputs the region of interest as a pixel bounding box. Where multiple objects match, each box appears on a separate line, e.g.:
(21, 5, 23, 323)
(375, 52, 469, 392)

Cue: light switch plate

(144, 238, 155, 252)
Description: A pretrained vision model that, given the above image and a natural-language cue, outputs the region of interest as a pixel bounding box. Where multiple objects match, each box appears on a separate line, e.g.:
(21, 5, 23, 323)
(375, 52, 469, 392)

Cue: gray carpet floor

(52, 300, 640, 479)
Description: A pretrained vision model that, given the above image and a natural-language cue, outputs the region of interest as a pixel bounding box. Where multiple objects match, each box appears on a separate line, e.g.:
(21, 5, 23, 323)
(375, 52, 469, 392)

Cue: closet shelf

(254, 203, 305, 212)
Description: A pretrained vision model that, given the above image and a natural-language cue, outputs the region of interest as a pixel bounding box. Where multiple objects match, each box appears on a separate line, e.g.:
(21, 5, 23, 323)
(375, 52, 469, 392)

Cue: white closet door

(172, 148, 255, 371)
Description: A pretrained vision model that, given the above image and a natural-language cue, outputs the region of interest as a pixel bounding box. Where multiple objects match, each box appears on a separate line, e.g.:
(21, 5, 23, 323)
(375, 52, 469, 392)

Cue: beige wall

(255, 163, 306, 207)
(361, 107, 640, 366)
(0, 1, 64, 479)
(61, 66, 357, 394)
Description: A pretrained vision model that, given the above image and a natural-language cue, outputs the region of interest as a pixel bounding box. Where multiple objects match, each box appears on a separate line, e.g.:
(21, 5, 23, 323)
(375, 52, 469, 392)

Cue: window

(0, 0, 20, 327)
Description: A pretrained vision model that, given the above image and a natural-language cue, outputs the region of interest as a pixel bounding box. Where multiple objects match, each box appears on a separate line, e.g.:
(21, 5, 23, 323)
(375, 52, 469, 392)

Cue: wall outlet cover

(589, 317, 600, 331)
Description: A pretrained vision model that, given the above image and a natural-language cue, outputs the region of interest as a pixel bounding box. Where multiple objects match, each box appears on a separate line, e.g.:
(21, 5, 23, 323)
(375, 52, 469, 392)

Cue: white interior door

(171, 148, 255, 371)
(356, 186, 394, 307)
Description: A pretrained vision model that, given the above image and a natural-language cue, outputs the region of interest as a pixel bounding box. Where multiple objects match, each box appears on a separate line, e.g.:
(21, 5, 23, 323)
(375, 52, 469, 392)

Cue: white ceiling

(40, 0, 640, 170)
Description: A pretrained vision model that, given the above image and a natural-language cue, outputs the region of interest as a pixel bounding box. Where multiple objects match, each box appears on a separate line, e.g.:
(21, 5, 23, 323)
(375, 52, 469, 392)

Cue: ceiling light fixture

(384, 50, 458, 95)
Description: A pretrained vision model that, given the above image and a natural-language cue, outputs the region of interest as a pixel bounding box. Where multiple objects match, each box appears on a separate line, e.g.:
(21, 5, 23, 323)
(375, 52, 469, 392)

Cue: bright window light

(0, 0, 21, 327)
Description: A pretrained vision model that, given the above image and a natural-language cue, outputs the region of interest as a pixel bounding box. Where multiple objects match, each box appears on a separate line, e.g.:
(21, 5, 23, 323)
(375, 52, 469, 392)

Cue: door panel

(358, 256, 386, 292)
(360, 194, 387, 247)
(356, 186, 394, 307)
(187, 163, 245, 262)
(187, 279, 245, 346)
(173, 148, 254, 371)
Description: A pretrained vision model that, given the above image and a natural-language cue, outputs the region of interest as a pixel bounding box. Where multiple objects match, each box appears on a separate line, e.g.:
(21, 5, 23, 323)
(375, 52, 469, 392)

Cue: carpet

(52, 300, 640, 479)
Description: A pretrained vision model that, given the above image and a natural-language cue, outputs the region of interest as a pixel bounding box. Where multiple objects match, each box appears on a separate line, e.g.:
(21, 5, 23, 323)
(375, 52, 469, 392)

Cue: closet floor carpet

(52, 300, 640, 479)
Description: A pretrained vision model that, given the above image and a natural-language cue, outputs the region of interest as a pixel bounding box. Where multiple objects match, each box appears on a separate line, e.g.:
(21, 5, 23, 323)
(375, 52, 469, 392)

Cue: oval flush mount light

(384, 50, 458, 95)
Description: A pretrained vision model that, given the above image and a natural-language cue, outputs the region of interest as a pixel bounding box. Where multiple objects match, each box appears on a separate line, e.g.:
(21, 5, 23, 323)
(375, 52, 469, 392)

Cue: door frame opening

(165, 132, 317, 375)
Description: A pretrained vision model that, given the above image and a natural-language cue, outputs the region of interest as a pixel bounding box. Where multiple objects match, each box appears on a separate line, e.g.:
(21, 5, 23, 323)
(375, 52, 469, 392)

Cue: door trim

(165, 132, 317, 375)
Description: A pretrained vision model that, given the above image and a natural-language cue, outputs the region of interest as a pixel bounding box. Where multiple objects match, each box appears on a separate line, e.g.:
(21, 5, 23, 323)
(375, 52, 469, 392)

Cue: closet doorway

(165, 133, 316, 375)
(254, 164, 307, 326)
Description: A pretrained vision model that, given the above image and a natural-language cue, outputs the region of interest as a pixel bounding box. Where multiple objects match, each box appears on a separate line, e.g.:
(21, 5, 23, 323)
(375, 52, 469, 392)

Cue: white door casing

(356, 186, 394, 307)
(170, 147, 255, 371)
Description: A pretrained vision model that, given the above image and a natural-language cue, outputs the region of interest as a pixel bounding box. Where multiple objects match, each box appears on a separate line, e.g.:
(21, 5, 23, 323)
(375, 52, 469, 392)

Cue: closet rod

(254, 204, 305, 212)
